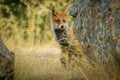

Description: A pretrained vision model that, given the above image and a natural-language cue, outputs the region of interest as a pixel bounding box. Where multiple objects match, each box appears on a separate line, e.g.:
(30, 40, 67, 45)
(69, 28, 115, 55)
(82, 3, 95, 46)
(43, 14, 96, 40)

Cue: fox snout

(61, 25, 64, 29)
(59, 25, 65, 29)
(56, 24, 68, 30)
(51, 21, 68, 30)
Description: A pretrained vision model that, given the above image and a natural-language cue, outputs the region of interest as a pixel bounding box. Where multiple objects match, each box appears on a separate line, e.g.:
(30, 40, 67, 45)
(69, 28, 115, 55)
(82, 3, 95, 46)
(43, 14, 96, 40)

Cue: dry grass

(13, 45, 80, 80)
(5, 43, 119, 80)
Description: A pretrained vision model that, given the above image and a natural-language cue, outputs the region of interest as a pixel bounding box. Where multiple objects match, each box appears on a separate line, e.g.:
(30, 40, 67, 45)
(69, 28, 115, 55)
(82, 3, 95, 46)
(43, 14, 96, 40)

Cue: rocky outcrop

(0, 37, 14, 80)
(69, 0, 120, 62)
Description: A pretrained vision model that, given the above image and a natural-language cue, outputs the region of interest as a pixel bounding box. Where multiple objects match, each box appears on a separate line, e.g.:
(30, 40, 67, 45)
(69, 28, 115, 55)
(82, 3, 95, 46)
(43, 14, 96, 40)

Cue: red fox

(50, 6, 69, 46)
(50, 6, 83, 67)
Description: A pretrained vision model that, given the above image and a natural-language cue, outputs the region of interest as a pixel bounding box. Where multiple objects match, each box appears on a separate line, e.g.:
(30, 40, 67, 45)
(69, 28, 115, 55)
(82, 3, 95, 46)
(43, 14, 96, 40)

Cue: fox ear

(63, 6, 69, 16)
(51, 6, 58, 16)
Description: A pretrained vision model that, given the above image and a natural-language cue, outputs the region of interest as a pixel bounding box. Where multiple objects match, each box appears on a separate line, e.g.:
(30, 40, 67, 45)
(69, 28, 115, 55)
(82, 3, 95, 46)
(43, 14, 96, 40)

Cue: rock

(69, 0, 120, 62)
(0, 37, 14, 80)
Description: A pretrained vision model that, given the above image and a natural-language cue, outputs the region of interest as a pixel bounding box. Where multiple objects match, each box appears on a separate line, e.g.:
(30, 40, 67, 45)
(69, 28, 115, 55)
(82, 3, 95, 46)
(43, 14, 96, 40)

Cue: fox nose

(61, 25, 64, 29)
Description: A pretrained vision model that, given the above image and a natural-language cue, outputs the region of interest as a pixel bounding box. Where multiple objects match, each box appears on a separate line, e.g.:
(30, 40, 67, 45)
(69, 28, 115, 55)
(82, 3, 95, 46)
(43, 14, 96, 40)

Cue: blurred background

(0, 1, 76, 80)
(0, 0, 74, 47)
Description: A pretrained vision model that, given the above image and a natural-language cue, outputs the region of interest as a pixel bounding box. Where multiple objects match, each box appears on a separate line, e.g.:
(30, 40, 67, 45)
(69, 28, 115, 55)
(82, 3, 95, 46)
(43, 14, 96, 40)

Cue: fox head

(51, 6, 69, 30)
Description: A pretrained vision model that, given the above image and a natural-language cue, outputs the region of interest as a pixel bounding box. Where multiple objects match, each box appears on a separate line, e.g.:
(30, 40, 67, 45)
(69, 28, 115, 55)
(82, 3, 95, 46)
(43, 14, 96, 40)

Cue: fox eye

(63, 20, 66, 23)
(55, 19, 60, 23)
